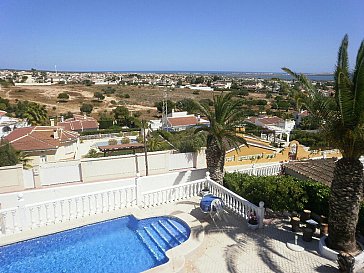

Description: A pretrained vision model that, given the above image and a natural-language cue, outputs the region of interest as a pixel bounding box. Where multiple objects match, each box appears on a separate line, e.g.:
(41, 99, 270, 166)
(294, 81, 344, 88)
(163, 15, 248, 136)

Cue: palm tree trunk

(327, 158, 363, 253)
(206, 138, 225, 184)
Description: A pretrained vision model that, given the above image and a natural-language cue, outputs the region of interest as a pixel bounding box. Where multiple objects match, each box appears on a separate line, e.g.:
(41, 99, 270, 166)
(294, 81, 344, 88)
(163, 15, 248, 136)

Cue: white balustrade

(207, 178, 265, 228)
(142, 179, 205, 208)
(234, 163, 282, 176)
(0, 185, 136, 236)
(0, 171, 268, 236)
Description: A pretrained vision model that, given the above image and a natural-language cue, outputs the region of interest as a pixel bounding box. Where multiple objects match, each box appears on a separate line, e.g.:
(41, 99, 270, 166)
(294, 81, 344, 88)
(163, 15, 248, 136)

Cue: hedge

(223, 172, 363, 233)
(80, 128, 140, 136)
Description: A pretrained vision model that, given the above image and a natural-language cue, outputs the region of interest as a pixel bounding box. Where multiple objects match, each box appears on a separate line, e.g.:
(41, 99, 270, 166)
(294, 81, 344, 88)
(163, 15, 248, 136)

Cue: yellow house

(225, 136, 341, 167)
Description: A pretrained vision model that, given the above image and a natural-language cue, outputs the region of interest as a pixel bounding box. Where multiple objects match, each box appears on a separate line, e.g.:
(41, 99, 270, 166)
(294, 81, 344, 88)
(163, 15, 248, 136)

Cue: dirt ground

(0, 84, 271, 120)
(0, 84, 225, 119)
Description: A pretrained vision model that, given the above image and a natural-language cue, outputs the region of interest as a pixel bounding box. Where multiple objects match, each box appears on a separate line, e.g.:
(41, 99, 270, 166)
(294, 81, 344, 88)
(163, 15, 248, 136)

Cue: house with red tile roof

(57, 114, 99, 132)
(164, 110, 209, 132)
(4, 126, 79, 165)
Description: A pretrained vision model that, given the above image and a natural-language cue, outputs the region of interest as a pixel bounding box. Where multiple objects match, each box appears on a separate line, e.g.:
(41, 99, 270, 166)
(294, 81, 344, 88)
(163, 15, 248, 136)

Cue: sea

(110, 71, 334, 81)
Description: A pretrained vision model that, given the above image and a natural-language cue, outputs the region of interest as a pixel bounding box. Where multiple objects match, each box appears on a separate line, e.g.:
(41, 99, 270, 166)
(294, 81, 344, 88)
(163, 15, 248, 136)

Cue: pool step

(144, 226, 169, 253)
(158, 220, 186, 244)
(150, 223, 179, 248)
(135, 229, 166, 263)
(135, 219, 189, 264)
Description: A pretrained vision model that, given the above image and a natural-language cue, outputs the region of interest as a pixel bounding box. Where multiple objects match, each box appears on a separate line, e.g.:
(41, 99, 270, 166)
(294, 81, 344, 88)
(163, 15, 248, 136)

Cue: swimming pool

(0, 215, 190, 273)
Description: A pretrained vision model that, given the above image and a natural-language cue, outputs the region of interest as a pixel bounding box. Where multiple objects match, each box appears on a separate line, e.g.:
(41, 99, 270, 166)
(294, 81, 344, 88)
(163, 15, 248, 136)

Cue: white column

(257, 201, 265, 228)
(17, 193, 27, 231)
(135, 173, 142, 207)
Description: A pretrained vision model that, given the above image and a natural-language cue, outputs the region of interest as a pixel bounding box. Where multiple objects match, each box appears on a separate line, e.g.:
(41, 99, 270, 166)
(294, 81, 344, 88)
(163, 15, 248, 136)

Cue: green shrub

(224, 172, 364, 235)
(108, 139, 118, 145)
(300, 180, 330, 216)
(224, 173, 306, 211)
(79, 128, 140, 136)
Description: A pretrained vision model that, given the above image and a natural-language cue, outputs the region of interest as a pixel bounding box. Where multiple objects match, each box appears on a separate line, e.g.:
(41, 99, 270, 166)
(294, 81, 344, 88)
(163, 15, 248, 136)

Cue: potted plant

(247, 211, 259, 230)
(200, 181, 210, 196)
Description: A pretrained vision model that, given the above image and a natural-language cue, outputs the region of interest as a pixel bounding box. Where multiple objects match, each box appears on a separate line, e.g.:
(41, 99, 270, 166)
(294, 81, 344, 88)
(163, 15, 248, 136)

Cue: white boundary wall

(39, 161, 81, 186)
(0, 169, 205, 209)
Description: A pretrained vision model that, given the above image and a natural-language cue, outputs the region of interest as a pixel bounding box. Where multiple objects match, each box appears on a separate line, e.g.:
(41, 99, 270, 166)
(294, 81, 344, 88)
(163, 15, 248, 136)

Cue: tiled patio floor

(154, 197, 338, 273)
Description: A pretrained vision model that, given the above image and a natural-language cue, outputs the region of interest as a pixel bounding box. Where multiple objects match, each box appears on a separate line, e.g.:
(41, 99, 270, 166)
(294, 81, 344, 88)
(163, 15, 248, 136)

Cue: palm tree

(282, 34, 364, 254)
(195, 92, 247, 184)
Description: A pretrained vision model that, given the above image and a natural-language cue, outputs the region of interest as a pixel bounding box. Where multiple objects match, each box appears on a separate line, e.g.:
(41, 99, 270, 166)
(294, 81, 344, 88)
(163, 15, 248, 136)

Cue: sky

(0, 0, 363, 73)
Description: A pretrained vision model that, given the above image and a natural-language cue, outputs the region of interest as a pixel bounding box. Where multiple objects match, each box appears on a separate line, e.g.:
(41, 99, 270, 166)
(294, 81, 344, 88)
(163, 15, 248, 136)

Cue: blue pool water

(0, 215, 190, 273)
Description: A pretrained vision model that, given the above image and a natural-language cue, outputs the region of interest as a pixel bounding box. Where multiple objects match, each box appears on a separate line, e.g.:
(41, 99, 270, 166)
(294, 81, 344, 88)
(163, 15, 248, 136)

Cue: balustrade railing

(234, 163, 282, 176)
(0, 172, 266, 236)
(0, 185, 136, 235)
(207, 178, 265, 228)
(142, 179, 205, 208)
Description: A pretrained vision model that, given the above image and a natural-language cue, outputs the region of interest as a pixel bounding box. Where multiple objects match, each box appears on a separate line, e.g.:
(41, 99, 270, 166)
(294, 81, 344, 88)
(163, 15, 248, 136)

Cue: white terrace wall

(0, 149, 207, 192)
(138, 169, 206, 193)
(0, 165, 24, 194)
(0, 178, 135, 209)
(0, 169, 205, 209)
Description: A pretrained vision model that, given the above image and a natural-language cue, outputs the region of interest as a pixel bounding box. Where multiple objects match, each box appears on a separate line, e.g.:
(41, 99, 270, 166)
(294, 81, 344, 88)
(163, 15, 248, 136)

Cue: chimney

(83, 113, 87, 120)
(197, 115, 201, 122)
(61, 116, 64, 122)
(50, 118, 55, 127)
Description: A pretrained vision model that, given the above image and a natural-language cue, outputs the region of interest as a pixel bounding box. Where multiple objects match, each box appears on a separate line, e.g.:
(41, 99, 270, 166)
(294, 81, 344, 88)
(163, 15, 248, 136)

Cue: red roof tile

(4, 126, 79, 152)
(57, 115, 99, 132)
(167, 116, 198, 127)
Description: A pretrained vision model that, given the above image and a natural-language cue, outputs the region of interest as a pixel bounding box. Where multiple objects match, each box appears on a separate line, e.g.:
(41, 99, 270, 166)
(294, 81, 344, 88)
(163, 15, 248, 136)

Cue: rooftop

(4, 126, 79, 151)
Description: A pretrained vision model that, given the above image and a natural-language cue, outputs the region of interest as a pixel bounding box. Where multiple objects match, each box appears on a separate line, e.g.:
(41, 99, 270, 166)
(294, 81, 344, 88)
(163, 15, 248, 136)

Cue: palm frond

(282, 67, 316, 93)
(352, 41, 364, 122)
(336, 34, 350, 77)
(337, 71, 355, 126)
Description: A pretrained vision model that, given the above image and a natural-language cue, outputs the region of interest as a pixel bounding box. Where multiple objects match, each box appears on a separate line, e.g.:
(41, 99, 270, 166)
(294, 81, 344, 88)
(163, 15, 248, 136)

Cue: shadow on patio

(177, 198, 338, 273)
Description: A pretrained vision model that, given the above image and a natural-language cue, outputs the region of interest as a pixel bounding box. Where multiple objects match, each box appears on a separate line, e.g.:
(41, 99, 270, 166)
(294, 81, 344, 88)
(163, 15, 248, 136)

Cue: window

(40, 155, 47, 163)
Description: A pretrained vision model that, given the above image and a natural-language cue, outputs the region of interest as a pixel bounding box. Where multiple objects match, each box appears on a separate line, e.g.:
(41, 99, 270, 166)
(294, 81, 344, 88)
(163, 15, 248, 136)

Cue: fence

(231, 162, 282, 176)
(141, 179, 205, 207)
(0, 171, 264, 236)
(0, 185, 136, 235)
(206, 175, 264, 228)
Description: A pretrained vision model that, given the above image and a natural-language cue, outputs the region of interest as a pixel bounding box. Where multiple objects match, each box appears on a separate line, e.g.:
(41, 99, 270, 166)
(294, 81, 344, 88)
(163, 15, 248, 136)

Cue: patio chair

(210, 198, 224, 222)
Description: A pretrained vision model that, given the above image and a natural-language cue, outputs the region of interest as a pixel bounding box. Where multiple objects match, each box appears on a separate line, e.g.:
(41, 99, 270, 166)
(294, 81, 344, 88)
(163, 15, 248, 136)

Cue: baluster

(101, 193, 105, 213)
(11, 210, 18, 233)
(125, 189, 130, 208)
(60, 200, 65, 222)
(68, 199, 72, 220)
(88, 196, 92, 215)
(107, 192, 111, 212)
(29, 207, 34, 229)
(53, 202, 57, 223)
(118, 190, 123, 209)
(112, 191, 116, 210)
(75, 198, 80, 218)
(154, 192, 157, 206)
(95, 194, 100, 214)
(177, 187, 180, 200)
(82, 196, 87, 217)
(37, 206, 42, 226)
(2, 212, 8, 234)
(45, 204, 50, 225)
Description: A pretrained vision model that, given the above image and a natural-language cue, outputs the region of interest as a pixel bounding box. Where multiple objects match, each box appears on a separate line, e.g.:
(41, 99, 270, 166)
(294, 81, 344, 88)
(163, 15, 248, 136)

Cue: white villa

(0, 110, 29, 138)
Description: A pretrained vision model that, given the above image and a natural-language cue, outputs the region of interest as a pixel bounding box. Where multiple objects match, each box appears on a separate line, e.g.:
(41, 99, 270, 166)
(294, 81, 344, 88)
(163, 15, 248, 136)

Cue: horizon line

(0, 68, 334, 75)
